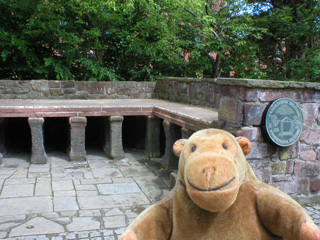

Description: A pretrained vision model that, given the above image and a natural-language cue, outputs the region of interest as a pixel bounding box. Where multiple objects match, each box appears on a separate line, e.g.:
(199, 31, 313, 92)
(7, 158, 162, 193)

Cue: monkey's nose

(202, 168, 216, 187)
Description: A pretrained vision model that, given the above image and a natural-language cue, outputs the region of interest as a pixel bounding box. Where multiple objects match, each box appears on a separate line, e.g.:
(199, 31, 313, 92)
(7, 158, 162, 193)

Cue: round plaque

(264, 98, 303, 147)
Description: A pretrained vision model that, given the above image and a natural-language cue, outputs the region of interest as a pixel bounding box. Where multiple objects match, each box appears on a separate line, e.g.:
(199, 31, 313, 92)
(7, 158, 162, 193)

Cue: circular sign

(265, 98, 303, 147)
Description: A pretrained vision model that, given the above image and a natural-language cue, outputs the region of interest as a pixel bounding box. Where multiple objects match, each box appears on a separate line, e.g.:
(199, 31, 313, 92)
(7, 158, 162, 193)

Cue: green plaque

(264, 98, 303, 147)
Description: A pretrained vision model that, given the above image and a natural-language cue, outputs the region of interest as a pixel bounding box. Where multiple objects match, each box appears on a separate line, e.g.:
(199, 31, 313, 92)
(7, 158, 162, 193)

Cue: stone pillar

(0, 118, 7, 155)
(108, 116, 125, 159)
(28, 117, 48, 164)
(145, 115, 161, 159)
(0, 153, 3, 166)
(69, 117, 87, 161)
(162, 120, 181, 170)
(181, 127, 194, 139)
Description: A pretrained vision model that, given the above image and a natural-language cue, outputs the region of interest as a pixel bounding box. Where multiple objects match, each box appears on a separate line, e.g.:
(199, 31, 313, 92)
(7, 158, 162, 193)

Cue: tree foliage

(248, 0, 320, 81)
(0, 0, 195, 80)
(0, 0, 319, 81)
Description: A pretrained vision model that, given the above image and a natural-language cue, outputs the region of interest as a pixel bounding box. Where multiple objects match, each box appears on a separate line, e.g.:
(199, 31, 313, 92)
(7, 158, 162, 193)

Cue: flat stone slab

(133, 175, 168, 190)
(97, 182, 141, 195)
(91, 168, 123, 178)
(0, 99, 219, 131)
(0, 197, 53, 216)
(9, 217, 64, 237)
(78, 193, 150, 210)
(53, 197, 79, 212)
(52, 180, 75, 191)
(67, 217, 101, 232)
(0, 184, 34, 198)
(119, 166, 154, 177)
(103, 215, 126, 228)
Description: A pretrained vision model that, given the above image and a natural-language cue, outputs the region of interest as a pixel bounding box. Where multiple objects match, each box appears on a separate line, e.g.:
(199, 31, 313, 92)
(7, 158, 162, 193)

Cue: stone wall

(155, 77, 320, 203)
(1, 77, 319, 203)
(0, 80, 156, 99)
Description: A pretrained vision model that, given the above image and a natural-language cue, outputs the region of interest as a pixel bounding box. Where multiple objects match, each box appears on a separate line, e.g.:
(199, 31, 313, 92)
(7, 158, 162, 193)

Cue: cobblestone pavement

(0, 150, 319, 240)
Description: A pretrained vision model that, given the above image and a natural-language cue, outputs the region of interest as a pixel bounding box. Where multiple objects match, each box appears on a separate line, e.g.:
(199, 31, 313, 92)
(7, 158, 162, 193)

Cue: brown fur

(120, 129, 320, 240)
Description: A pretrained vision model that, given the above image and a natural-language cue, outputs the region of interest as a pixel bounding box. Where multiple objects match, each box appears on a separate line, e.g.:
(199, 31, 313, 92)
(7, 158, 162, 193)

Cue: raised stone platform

(0, 99, 219, 166)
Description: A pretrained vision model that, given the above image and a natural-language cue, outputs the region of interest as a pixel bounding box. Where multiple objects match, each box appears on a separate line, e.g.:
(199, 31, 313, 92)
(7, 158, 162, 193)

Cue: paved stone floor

(0, 149, 319, 240)
(0, 149, 171, 240)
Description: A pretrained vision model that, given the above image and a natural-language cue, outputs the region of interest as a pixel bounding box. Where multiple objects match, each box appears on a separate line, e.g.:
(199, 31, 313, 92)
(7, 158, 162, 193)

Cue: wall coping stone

(160, 77, 320, 90)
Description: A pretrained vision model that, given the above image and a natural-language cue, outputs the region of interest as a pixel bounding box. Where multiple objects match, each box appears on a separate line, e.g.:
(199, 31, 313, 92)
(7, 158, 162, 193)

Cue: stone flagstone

(67, 217, 101, 232)
(9, 217, 64, 237)
(103, 215, 126, 228)
(97, 182, 141, 195)
(53, 197, 79, 212)
(0, 197, 53, 216)
(78, 193, 150, 209)
(0, 184, 34, 198)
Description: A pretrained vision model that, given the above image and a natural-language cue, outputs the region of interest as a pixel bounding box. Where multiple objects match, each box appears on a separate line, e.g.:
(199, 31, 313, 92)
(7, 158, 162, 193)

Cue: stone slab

(118, 166, 154, 177)
(97, 182, 141, 195)
(0, 184, 34, 198)
(52, 180, 74, 191)
(9, 217, 64, 237)
(53, 197, 79, 212)
(35, 179, 52, 196)
(5, 178, 36, 185)
(103, 215, 126, 228)
(133, 175, 168, 190)
(0, 197, 53, 216)
(78, 193, 150, 210)
(91, 168, 123, 178)
(67, 217, 101, 232)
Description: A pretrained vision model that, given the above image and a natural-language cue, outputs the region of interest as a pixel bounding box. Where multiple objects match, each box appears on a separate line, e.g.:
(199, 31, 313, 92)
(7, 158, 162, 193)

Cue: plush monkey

(120, 129, 320, 240)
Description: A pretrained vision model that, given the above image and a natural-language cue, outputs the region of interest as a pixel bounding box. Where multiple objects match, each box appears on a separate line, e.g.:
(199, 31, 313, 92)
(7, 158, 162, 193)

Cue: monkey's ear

(236, 137, 252, 156)
(173, 139, 188, 157)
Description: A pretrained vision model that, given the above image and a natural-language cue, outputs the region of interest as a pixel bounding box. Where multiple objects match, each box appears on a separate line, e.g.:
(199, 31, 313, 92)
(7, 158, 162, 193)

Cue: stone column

(69, 117, 87, 161)
(181, 127, 194, 139)
(145, 115, 161, 159)
(28, 117, 48, 164)
(0, 118, 7, 155)
(162, 120, 181, 170)
(109, 116, 125, 159)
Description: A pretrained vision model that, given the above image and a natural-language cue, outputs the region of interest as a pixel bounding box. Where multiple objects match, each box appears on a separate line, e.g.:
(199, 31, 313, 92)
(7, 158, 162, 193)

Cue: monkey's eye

(222, 143, 228, 150)
(191, 145, 197, 152)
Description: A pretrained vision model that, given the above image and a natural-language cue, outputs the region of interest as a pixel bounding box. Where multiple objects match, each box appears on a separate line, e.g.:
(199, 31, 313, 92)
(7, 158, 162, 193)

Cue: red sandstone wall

(155, 77, 320, 203)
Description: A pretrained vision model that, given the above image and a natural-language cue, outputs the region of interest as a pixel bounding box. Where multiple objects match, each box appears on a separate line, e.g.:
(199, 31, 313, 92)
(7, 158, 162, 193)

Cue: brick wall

(0, 80, 156, 99)
(155, 77, 320, 203)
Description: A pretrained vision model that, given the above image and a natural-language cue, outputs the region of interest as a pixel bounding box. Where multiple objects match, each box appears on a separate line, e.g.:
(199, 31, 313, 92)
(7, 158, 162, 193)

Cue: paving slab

(78, 193, 150, 209)
(67, 217, 101, 232)
(91, 168, 123, 178)
(0, 197, 53, 216)
(35, 179, 52, 196)
(103, 215, 126, 228)
(52, 180, 74, 191)
(5, 178, 36, 185)
(1, 184, 34, 198)
(9, 217, 64, 237)
(97, 182, 141, 195)
(119, 166, 154, 177)
(53, 197, 79, 212)
(133, 175, 168, 190)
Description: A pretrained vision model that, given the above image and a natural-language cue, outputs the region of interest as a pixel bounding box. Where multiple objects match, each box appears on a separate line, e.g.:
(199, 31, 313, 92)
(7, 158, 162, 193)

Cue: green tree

(0, 0, 195, 80)
(177, 0, 266, 78)
(249, 0, 320, 82)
